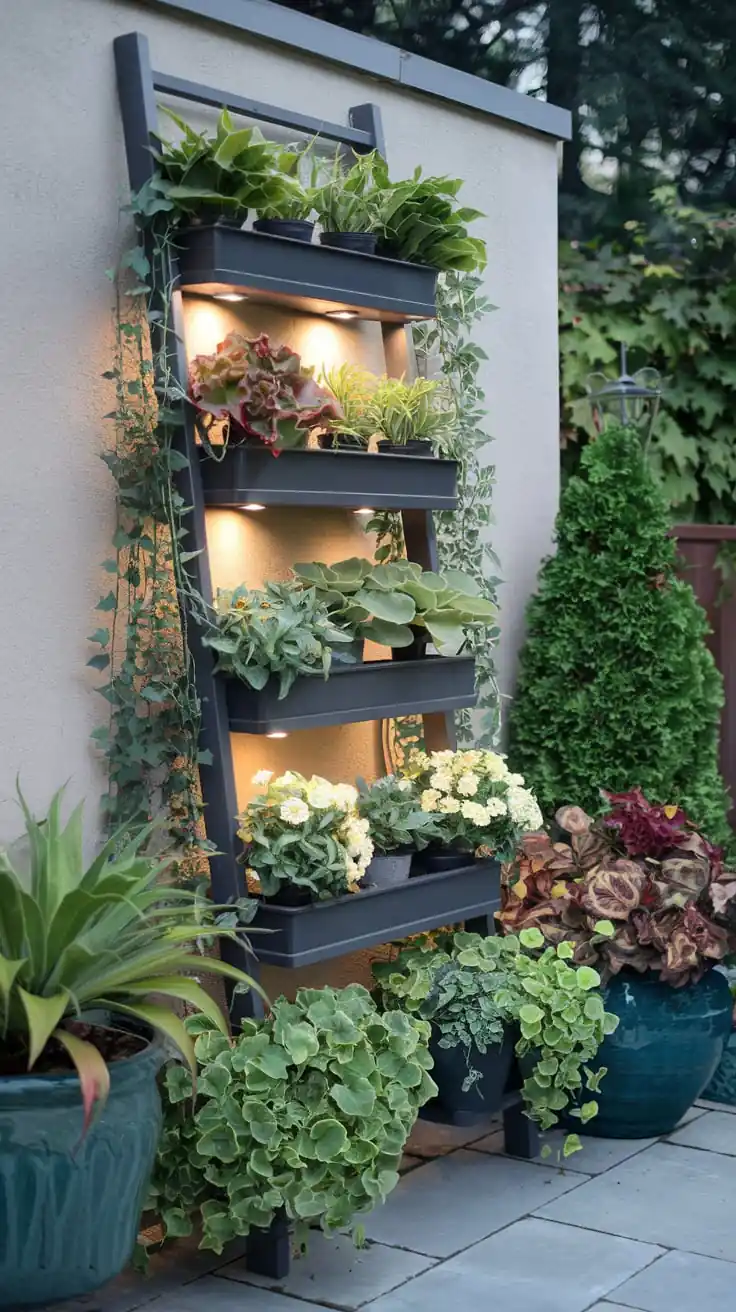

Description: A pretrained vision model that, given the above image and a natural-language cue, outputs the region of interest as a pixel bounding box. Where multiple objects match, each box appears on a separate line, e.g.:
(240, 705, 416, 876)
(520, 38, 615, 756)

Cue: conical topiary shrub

(507, 424, 731, 845)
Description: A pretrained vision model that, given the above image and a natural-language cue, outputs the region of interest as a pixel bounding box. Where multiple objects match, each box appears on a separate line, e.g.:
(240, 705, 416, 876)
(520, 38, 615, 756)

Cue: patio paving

(48, 1101, 736, 1312)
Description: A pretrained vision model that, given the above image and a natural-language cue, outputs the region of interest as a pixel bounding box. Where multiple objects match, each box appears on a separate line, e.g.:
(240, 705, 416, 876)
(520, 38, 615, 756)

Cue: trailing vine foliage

(413, 272, 500, 745)
(89, 227, 209, 869)
(560, 188, 736, 523)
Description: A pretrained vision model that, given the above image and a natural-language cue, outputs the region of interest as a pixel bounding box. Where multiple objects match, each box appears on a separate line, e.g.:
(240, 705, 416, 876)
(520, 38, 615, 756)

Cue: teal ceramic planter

(0, 1031, 163, 1307)
(702, 1029, 736, 1106)
(576, 970, 731, 1139)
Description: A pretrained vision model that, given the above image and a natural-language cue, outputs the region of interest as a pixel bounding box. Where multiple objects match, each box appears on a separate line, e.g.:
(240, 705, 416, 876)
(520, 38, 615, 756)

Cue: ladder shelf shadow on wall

(114, 30, 537, 1279)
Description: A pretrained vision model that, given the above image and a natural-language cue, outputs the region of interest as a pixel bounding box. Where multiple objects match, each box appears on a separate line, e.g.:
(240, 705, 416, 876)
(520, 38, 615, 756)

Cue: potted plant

(189, 332, 341, 453)
(201, 580, 356, 699)
(702, 978, 736, 1105)
(356, 774, 440, 886)
(319, 363, 378, 450)
(237, 771, 373, 903)
(370, 375, 454, 456)
(373, 929, 617, 1141)
(292, 557, 495, 657)
(404, 748, 543, 872)
(0, 787, 258, 1309)
(148, 984, 437, 1252)
(253, 145, 318, 243)
(150, 108, 300, 227)
(372, 158, 487, 272)
(500, 789, 736, 1136)
(311, 150, 382, 254)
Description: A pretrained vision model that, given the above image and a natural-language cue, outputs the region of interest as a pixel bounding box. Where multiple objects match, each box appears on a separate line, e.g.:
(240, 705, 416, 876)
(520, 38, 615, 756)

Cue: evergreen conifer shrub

(508, 424, 731, 845)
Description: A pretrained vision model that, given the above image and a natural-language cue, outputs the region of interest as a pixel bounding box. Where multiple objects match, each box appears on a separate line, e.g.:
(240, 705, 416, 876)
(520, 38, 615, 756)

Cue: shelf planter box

(200, 447, 459, 512)
(224, 656, 477, 734)
(176, 226, 438, 322)
(251, 860, 501, 966)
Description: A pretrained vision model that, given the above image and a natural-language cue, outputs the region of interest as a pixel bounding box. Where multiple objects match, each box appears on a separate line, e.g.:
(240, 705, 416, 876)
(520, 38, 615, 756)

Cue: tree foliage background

(279, 0, 736, 241)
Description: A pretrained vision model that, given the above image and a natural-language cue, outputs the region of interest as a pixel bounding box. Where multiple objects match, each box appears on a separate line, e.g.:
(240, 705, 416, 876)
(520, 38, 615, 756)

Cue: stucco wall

(0, 0, 559, 841)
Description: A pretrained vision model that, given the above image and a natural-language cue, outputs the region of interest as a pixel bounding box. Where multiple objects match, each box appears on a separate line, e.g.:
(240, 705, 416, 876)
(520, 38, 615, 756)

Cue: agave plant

(0, 788, 260, 1128)
(292, 557, 495, 655)
(189, 332, 341, 450)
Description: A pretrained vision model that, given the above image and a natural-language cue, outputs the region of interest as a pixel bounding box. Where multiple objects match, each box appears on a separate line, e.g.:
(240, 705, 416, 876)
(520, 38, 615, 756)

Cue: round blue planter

(0, 1031, 163, 1308)
(576, 970, 732, 1139)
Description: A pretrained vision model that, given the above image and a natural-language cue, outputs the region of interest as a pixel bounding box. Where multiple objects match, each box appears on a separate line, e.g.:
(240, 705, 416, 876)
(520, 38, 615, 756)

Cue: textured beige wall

(0, 0, 560, 846)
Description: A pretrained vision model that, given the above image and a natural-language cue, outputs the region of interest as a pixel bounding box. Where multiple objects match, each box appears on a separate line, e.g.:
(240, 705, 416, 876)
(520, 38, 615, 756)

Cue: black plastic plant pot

(330, 638, 364, 666)
(263, 885, 314, 908)
(189, 204, 246, 228)
(224, 655, 477, 734)
(364, 850, 412, 888)
(318, 432, 367, 451)
(253, 218, 315, 242)
(428, 1030, 516, 1121)
(248, 859, 501, 966)
(378, 439, 434, 457)
(320, 231, 378, 255)
(391, 627, 430, 663)
(200, 446, 458, 512)
(423, 843, 477, 874)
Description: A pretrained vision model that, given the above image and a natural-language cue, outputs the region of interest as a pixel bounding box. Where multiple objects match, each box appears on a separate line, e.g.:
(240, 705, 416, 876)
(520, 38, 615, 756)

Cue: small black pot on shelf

(377, 439, 434, 458)
(363, 848, 412, 889)
(330, 637, 364, 667)
(318, 432, 367, 452)
(421, 841, 477, 874)
(427, 1029, 516, 1120)
(263, 885, 314, 908)
(391, 626, 429, 662)
(189, 204, 247, 228)
(253, 218, 315, 243)
(320, 231, 378, 255)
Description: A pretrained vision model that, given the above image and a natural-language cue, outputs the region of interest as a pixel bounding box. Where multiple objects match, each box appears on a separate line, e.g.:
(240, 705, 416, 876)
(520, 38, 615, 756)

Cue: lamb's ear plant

(0, 787, 261, 1131)
(148, 984, 437, 1252)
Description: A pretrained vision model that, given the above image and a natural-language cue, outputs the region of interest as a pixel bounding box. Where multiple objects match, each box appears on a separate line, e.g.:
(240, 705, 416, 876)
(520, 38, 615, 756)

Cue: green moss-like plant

(508, 424, 731, 845)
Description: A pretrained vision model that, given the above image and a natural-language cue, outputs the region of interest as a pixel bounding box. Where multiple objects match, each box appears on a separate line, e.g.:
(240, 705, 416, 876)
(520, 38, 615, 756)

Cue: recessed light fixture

(325, 309, 359, 321)
(266, 731, 289, 739)
(213, 292, 248, 303)
(354, 508, 374, 516)
(240, 503, 266, 511)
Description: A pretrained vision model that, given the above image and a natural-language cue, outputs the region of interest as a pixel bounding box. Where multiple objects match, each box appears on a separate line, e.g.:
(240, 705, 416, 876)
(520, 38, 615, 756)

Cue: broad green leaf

(54, 1027, 111, 1136)
(19, 988, 69, 1067)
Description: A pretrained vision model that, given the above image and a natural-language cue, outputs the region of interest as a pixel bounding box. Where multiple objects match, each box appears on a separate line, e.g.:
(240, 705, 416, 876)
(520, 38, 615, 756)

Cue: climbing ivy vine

(89, 226, 209, 871)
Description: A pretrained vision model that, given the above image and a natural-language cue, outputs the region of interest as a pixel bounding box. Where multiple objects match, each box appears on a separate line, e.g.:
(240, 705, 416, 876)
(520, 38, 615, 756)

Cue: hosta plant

(501, 789, 736, 986)
(237, 772, 373, 899)
(148, 984, 437, 1251)
(150, 108, 301, 223)
(356, 774, 440, 855)
(373, 929, 618, 1135)
(0, 788, 258, 1126)
(402, 749, 543, 858)
(189, 332, 340, 450)
(373, 158, 487, 272)
(292, 556, 495, 655)
(202, 581, 354, 700)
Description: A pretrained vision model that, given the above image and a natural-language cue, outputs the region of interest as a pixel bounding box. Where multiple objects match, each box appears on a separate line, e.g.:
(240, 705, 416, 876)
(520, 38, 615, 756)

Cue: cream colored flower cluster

(410, 748, 543, 838)
(248, 769, 373, 890)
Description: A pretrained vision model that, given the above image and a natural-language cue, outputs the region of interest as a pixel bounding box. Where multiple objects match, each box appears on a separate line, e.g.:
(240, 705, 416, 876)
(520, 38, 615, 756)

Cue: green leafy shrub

(356, 774, 439, 854)
(373, 929, 618, 1135)
(374, 161, 487, 273)
(148, 984, 437, 1251)
(202, 581, 353, 699)
(507, 424, 731, 844)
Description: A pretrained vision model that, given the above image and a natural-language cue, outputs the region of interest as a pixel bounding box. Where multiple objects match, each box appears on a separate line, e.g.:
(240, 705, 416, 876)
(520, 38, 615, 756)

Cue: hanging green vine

(414, 271, 500, 746)
(89, 225, 210, 871)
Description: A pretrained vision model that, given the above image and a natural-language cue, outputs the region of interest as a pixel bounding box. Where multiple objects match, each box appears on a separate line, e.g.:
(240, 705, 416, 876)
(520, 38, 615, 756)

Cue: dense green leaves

(508, 424, 730, 843)
(149, 984, 436, 1251)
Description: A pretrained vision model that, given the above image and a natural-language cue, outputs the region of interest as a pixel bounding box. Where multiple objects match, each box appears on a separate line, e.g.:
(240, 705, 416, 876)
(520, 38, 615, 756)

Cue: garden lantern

(586, 343, 662, 447)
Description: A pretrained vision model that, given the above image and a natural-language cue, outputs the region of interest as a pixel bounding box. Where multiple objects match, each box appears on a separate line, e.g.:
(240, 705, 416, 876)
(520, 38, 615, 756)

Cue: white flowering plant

(356, 775, 441, 855)
(237, 770, 373, 900)
(403, 749, 543, 859)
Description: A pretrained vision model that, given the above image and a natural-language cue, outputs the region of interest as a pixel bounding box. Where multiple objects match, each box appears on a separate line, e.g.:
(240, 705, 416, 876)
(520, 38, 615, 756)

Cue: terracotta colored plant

(500, 788, 736, 987)
(189, 332, 341, 450)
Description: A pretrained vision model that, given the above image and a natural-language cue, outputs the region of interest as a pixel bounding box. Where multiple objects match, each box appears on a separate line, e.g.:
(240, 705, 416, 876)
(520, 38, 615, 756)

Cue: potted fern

(0, 788, 258, 1309)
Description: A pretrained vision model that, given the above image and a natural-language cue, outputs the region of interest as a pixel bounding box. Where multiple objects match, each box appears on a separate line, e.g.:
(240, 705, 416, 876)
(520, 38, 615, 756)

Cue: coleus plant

(189, 332, 340, 450)
(500, 788, 736, 987)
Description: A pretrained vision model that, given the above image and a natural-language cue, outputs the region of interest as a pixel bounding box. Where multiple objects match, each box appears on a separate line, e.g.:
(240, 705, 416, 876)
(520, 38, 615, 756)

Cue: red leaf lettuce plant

(501, 788, 736, 987)
(189, 332, 340, 451)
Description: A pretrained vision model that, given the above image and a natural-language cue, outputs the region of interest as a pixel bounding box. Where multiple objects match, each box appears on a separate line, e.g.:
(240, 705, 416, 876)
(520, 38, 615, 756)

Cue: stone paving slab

(404, 1117, 491, 1158)
(363, 1149, 588, 1257)
(667, 1109, 736, 1156)
(610, 1249, 736, 1310)
(536, 1141, 736, 1261)
(217, 1234, 435, 1310)
(471, 1128, 657, 1176)
(42, 1238, 250, 1312)
(695, 1097, 736, 1114)
(133, 1276, 318, 1311)
(363, 1218, 662, 1312)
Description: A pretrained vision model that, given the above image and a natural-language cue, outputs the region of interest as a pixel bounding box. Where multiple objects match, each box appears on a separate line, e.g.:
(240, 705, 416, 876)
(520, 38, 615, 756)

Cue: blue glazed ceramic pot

(576, 969, 732, 1139)
(702, 1029, 736, 1106)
